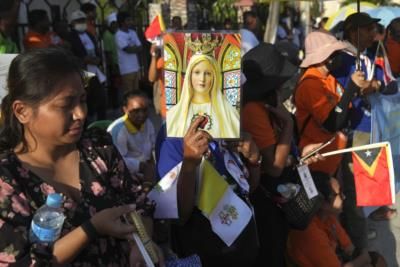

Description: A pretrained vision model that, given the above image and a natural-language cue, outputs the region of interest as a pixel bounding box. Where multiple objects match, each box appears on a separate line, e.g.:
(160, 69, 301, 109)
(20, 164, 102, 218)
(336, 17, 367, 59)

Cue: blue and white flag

(370, 80, 400, 192)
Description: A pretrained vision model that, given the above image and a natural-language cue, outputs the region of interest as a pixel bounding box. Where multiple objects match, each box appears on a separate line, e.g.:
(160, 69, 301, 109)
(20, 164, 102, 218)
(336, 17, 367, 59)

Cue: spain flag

(352, 142, 395, 206)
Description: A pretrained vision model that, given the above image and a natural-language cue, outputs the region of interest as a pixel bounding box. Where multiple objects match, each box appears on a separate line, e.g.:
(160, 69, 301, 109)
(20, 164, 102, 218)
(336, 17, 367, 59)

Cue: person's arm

(148, 45, 160, 82)
(261, 104, 293, 178)
(343, 250, 371, 267)
(235, 132, 261, 192)
(123, 45, 142, 54)
(322, 71, 364, 133)
(123, 31, 142, 54)
(177, 116, 210, 223)
(53, 205, 136, 264)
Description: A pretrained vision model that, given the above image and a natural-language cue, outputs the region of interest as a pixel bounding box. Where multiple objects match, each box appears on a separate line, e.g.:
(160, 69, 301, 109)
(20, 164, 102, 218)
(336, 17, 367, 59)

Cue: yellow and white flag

(199, 160, 252, 246)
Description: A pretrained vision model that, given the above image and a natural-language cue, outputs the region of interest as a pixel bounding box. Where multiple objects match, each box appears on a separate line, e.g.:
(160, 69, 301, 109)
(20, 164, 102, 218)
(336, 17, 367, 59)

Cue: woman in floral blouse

(0, 48, 157, 266)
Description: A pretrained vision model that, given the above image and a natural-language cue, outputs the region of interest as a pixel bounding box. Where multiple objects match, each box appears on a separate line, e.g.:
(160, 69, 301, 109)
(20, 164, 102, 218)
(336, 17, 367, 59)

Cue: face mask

(74, 23, 87, 32)
(326, 52, 343, 73)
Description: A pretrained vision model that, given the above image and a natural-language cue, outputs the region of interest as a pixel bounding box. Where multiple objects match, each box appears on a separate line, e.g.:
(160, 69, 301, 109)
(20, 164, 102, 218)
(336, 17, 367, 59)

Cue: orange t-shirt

(24, 31, 63, 50)
(295, 67, 347, 175)
(287, 215, 352, 267)
(386, 36, 400, 76)
(156, 57, 166, 119)
(242, 102, 277, 150)
(87, 20, 97, 37)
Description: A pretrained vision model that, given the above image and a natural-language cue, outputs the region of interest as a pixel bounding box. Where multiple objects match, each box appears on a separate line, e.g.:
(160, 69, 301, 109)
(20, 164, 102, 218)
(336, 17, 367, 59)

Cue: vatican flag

(198, 159, 252, 246)
(147, 162, 181, 219)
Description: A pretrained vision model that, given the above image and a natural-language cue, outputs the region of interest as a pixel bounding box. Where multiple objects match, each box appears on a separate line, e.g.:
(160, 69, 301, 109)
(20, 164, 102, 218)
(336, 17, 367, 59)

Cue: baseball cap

(107, 12, 117, 26)
(344, 12, 380, 31)
(70, 10, 87, 23)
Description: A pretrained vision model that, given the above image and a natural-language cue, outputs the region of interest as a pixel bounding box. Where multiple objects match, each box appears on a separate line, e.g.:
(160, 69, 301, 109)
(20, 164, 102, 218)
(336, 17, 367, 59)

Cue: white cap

(107, 12, 117, 26)
(70, 10, 87, 23)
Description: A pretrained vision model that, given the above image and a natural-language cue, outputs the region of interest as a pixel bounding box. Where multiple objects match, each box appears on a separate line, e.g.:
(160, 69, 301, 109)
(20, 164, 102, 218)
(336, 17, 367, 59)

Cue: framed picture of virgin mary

(164, 32, 241, 139)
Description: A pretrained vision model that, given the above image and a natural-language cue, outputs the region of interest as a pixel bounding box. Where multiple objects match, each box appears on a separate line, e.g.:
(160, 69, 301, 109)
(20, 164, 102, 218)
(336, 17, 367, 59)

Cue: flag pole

(356, 0, 361, 70)
(321, 142, 389, 157)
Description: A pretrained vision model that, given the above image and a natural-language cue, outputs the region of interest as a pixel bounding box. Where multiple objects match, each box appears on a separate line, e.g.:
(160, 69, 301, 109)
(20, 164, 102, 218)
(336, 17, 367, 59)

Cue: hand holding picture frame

(164, 32, 242, 139)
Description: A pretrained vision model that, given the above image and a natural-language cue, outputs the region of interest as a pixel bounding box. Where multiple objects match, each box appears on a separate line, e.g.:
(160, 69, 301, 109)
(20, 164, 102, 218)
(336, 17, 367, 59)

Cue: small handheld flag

(322, 142, 395, 206)
(145, 14, 166, 43)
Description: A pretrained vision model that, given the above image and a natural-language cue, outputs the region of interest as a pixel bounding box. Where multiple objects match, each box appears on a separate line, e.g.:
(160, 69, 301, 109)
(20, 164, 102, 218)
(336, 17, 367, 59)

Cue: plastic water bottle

(277, 183, 301, 200)
(29, 193, 65, 244)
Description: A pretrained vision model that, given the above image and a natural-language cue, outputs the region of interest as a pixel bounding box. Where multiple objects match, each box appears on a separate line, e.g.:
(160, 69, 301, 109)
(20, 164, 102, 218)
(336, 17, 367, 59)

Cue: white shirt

(240, 29, 259, 56)
(115, 29, 142, 75)
(107, 117, 155, 174)
(78, 32, 106, 83)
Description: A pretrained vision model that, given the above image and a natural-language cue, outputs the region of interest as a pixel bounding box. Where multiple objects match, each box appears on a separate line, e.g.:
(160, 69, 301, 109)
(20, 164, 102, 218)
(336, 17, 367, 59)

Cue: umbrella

(325, 1, 376, 30)
(365, 6, 400, 27)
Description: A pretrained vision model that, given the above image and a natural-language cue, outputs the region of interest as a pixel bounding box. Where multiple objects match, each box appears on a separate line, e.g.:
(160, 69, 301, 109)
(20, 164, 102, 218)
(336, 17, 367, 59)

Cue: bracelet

(81, 220, 99, 241)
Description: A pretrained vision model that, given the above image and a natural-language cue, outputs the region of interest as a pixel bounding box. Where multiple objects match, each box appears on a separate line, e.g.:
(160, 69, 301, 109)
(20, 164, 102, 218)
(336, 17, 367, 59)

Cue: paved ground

(368, 194, 400, 267)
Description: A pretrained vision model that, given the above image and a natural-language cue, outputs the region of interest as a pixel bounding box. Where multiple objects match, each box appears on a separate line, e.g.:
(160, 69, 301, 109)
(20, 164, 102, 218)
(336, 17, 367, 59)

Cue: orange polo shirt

(386, 36, 400, 76)
(242, 102, 277, 150)
(295, 67, 347, 175)
(287, 215, 352, 267)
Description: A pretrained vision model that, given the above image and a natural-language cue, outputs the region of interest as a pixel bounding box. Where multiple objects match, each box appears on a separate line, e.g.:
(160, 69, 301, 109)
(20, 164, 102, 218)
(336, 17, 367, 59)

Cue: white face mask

(74, 23, 87, 32)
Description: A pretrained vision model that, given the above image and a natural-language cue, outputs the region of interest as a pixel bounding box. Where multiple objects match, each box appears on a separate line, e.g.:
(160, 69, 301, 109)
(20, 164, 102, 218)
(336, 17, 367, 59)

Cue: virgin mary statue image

(166, 54, 240, 138)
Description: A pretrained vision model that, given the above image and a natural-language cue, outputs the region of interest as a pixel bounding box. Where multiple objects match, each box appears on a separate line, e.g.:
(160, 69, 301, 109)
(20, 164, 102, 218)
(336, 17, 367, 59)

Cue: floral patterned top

(0, 129, 155, 266)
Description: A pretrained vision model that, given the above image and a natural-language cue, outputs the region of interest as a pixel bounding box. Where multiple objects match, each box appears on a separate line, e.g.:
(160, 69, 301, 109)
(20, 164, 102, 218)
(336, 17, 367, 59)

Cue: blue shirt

(332, 49, 384, 133)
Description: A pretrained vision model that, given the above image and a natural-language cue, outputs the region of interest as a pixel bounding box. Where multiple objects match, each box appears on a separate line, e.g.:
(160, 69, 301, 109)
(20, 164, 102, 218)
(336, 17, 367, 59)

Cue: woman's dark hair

(0, 48, 83, 152)
(385, 17, 400, 43)
(28, 9, 48, 27)
(310, 171, 333, 200)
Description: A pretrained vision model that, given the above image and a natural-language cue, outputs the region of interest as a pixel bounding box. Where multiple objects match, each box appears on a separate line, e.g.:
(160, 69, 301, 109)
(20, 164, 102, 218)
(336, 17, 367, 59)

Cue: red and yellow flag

(145, 14, 166, 42)
(352, 143, 395, 206)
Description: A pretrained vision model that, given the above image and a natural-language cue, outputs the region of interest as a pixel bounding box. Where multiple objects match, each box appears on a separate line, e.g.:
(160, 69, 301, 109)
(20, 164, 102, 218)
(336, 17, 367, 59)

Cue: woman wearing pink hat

(295, 31, 368, 176)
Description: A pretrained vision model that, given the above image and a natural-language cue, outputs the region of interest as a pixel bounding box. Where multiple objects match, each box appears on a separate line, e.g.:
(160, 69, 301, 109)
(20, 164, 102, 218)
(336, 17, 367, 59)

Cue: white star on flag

(365, 150, 372, 157)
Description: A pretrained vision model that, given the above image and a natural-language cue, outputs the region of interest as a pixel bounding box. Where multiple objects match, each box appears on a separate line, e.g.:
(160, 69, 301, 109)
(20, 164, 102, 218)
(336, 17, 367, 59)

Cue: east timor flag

(352, 143, 395, 206)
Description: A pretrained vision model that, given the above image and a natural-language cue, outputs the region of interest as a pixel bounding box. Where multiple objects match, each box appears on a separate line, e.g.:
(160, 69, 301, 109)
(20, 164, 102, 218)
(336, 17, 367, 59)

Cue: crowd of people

(0, 0, 399, 266)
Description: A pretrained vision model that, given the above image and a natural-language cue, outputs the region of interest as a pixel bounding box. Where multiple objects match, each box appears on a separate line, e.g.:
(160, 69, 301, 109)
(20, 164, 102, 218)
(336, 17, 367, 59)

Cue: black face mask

(326, 52, 343, 73)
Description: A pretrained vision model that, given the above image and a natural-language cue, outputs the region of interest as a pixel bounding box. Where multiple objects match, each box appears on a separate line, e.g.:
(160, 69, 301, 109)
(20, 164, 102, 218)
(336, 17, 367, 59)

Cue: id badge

(297, 164, 318, 199)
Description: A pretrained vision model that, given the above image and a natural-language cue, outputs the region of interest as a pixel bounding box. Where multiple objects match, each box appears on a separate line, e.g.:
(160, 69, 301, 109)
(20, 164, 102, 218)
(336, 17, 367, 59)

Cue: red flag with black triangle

(351, 142, 395, 206)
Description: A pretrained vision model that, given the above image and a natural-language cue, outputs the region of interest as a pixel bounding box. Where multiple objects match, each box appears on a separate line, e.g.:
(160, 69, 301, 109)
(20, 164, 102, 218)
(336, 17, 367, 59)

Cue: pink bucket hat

(300, 31, 348, 68)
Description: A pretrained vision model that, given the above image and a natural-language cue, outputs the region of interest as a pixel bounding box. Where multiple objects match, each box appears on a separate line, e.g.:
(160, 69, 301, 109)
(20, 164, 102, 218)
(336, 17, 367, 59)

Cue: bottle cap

(46, 193, 63, 208)
(277, 184, 288, 193)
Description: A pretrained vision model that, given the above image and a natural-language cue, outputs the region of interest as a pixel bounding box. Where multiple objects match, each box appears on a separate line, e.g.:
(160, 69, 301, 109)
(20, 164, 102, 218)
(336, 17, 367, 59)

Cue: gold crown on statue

(185, 33, 222, 55)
